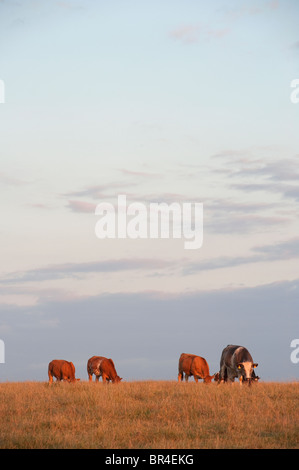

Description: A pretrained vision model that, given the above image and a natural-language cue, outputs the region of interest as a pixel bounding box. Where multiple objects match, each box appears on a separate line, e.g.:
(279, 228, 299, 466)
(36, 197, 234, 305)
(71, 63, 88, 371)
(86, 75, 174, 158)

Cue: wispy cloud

(220, 0, 279, 21)
(231, 182, 299, 202)
(67, 200, 96, 213)
(2, 236, 299, 284)
(0, 258, 177, 284)
(169, 24, 201, 44)
(210, 150, 299, 202)
(118, 168, 162, 178)
(66, 181, 138, 200)
(184, 237, 299, 274)
(169, 23, 229, 45)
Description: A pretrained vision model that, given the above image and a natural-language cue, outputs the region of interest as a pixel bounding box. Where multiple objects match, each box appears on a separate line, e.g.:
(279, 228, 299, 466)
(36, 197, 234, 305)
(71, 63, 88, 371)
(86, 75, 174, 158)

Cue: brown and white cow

(87, 356, 122, 383)
(48, 359, 80, 384)
(178, 353, 215, 384)
(218, 345, 258, 386)
(87, 356, 107, 382)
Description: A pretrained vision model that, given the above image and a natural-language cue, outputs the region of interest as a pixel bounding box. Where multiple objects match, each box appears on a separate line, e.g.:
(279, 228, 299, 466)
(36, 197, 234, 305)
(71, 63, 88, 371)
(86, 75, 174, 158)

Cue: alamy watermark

(0, 340, 4, 363)
(290, 339, 299, 364)
(290, 79, 299, 104)
(0, 79, 5, 103)
(95, 195, 203, 250)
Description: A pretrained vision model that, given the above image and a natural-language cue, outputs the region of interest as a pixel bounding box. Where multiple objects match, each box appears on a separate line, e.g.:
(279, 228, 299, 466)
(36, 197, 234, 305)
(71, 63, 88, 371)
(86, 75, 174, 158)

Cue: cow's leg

(88, 373, 93, 382)
(194, 376, 198, 383)
(102, 374, 108, 383)
(95, 375, 100, 383)
(185, 374, 189, 382)
(227, 369, 235, 384)
(219, 365, 227, 384)
(239, 375, 243, 386)
(48, 373, 53, 385)
(178, 371, 183, 382)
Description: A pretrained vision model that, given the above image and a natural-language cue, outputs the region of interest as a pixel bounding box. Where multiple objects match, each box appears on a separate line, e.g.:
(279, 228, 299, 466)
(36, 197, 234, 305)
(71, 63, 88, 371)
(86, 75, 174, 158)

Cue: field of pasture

(0, 380, 298, 449)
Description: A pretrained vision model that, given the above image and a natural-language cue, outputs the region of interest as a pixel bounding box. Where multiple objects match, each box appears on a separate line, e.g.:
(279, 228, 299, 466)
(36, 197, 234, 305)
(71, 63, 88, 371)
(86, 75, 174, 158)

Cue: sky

(0, 0, 298, 382)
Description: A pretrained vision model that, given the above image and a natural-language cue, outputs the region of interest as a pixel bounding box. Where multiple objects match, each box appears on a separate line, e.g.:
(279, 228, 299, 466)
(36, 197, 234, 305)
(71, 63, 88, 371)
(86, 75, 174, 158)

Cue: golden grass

(0, 380, 298, 449)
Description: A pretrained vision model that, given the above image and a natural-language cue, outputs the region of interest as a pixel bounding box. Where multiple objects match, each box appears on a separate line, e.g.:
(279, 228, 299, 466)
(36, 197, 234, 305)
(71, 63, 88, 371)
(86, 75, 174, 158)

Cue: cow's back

(233, 346, 253, 365)
(191, 356, 210, 377)
(179, 353, 196, 374)
(87, 356, 107, 375)
(48, 359, 75, 381)
(220, 345, 241, 367)
(67, 361, 76, 380)
(99, 358, 121, 383)
(100, 358, 116, 376)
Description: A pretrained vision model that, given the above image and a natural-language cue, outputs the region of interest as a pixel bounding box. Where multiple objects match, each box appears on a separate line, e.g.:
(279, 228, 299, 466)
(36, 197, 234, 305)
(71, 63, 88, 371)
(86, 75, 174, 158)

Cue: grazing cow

(216, 366, 260, 385)
(87, 356, 122, 383)
(250, 370, 260, 384)
(218, 345, 258, 386)
(48, 359, 80, 385)
(178, 353, 215, 384)
(87, 356, 107, 382)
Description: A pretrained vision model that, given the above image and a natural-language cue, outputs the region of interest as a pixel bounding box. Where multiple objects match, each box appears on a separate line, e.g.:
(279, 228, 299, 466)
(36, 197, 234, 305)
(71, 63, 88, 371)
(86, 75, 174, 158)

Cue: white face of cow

(241, 362, 253, 379)
(237, 362, 258, 380)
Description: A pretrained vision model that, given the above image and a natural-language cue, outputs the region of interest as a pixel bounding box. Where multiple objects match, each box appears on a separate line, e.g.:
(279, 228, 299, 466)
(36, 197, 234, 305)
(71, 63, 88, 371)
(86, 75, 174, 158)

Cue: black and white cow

(218, 345, 258, 386)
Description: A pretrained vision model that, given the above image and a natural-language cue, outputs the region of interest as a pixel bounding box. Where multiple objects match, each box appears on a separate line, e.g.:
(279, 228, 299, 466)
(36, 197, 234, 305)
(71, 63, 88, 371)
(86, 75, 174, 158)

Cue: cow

(218, 345, 258, 386)
(216, 366, 260, 385)
(87, 356, 107, 382)
(178, 353, 215, 384)
(250, 370, 260, 384)
(48, 359, 80, 385)
(87, 356, 122, 384)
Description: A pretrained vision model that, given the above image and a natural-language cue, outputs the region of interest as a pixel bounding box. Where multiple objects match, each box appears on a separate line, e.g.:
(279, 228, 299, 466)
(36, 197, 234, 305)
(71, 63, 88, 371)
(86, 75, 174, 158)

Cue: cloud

(221, 0, 279, 21)
(170, 1, 278, 46)
(207, 213, 290, 235)
(169, 23, 229, 45)
(0, 279, 297, 382)
(3, 235, 299, 289)
(0, 258, 177, 284)
(210, 150, 299, 202)
(67, 200, 96, 213)
(211, 150, 299, 182)
(66, 181, 138, 200)
(231, 158, 299, 183)
(231, 182, 299, 202)
(184, 237, 299, 273)
(118, 168, 162, 178)
(169, 24, 201, 44)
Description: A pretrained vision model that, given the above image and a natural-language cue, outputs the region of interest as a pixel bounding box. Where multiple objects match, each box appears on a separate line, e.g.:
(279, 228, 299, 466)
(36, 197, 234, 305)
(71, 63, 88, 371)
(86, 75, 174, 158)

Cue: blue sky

(0, 0, 298, 381)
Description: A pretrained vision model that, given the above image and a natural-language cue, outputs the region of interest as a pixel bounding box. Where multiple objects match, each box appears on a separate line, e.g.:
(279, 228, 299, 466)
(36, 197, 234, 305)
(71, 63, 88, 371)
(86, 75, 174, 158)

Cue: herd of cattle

(48, 344, 260, 386)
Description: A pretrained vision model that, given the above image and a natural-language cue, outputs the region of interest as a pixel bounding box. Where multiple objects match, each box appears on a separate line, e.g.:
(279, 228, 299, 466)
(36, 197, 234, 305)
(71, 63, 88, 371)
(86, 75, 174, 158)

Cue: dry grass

(0, 380, 298, 449)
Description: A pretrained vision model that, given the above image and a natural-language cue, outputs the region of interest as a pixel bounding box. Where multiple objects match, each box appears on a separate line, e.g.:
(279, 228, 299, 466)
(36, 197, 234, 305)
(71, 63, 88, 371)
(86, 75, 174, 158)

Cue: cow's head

(112, 375, 122, 384)
(203, 374, 215, 384)
(237, 362, 258, 382)
(214, 372, 220, 382)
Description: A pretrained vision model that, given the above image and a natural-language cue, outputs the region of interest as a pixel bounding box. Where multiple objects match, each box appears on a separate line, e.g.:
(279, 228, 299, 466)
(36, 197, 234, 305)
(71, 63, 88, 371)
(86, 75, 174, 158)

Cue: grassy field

(0, 380, 298, 449)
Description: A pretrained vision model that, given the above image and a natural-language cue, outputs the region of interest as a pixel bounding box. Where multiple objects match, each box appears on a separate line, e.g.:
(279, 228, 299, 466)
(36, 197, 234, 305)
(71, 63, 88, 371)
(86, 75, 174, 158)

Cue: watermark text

(290, 79, 299, 104)
(290, 339, 299, 364)
(95, 195, 203, 250)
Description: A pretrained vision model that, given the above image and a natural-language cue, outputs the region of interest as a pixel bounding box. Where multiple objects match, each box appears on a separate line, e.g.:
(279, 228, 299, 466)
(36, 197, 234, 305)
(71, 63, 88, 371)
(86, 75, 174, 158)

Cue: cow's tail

(48, 364, 53, 385)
